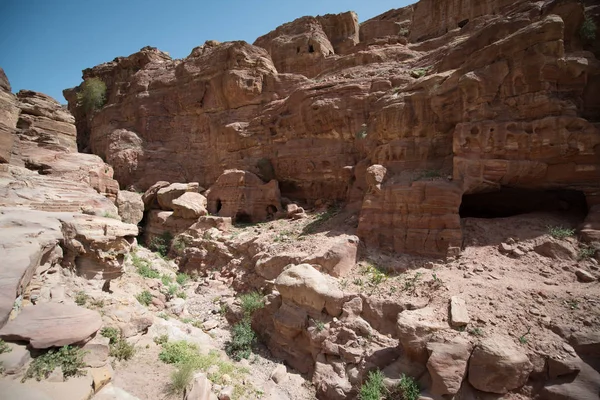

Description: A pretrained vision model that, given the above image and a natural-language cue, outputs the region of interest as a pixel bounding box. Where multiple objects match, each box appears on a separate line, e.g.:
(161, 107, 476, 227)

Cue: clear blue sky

(0, 0, 412, 103)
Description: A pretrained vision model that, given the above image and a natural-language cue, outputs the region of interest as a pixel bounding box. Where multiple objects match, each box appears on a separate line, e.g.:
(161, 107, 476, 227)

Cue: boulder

(275, 264, 344, 316)
(426, 341, 472, 395)
(142, 181, 170, 210)
(0, 303, 102, 348)
(0, 342, 31, 374)
(468, 335, 533, 393)
(302, 235, 359, 277)
(91, 383, 141, 400)
(172, 192, 208, 219)
(157, 182, 200, 211)
(185, 372, 214, 400)
(534, 239, 577, 260)
(397, 307, 446, 363)
(116, 191, 144, 225)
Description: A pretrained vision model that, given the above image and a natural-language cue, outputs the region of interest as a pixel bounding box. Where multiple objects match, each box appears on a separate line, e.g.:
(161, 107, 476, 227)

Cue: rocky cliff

(64, 0, 600, 258)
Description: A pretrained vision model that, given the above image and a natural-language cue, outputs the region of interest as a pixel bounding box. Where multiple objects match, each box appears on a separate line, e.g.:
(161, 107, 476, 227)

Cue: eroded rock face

(206, 170, 281, 223)
(64, 0, 600, 256)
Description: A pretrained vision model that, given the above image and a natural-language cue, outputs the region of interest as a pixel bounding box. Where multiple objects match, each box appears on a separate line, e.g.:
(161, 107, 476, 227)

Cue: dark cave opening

(235, 212, 252, 224)
(308, 44, 315, 53)
(459, 188, 588, 219)
(216, 199, 222, 213)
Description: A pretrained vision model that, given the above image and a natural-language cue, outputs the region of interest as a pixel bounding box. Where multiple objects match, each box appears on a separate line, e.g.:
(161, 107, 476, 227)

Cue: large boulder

(157, 182, 201, 211)
(0, 303, 102, 348)
(116, 190, 144, 225)
(274, 263, 344, 316)
(426, 341, 472, 395)
(468, 335, 533, 393)
(142, 181, 170, 210)
(172, 192, 208, 219)
(397, 307, 447, 363)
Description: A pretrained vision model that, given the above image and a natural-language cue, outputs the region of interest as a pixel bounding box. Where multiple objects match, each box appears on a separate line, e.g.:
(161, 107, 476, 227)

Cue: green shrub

(581, 16, 597, 41)
(77, 77, 107, 113)
(150, 231, 173, 258)
(23, 346, 86, 382)
(578, 246, 596, 260)
(109, 338, 135, 361)
(239, 292, 264, 317)
(359, 370, 385, 400)
(100, 327, 120, 344)
(136, 290, 153, 306)
(169, 361, 196, 394)
(225, 320, 256, 361)
(132, 253, 160, 278)
(547, 225, 575, 239)
(176, 273, 190, 285)
(161, 274, 174, 285)
(74, 291, 88, 306)
(154, 334, 169, 345)
(176, 291, 187, 299)
(159, 341, 200, 364)
(396, 374, 420, 400)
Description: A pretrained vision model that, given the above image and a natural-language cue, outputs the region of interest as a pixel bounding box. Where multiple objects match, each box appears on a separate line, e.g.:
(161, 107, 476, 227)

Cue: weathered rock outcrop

(64, 0, 600, 259)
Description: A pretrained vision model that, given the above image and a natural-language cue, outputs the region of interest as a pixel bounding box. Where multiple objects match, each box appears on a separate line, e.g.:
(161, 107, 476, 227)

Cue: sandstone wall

(64, 0, 600, 256)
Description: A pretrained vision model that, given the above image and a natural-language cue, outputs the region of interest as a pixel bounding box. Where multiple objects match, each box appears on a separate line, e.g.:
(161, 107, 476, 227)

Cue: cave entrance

(234, 211, 252, 224)
(459, 188, 588, 219)
(216, 199, 222, 213)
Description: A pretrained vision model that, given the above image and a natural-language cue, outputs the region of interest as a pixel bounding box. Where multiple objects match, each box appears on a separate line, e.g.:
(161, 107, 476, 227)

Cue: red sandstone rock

(63, 0, 600, 257)
(206, 170, 281, 223)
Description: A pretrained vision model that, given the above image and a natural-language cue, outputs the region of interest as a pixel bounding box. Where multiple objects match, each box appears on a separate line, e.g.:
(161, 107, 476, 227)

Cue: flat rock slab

(0, 303, 102, 348)
(450, 296, 470, 327)
(0, 341, 31, 374)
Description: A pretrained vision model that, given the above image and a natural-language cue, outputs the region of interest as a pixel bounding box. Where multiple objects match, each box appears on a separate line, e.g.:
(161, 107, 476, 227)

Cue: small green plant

(403, 272, 423, 294)
(23, 346, 86, 382)
(109, 338, 135, 361)
(74, 291, 88, 306)
(219, 303, 229, 316)
(100, 327, 120, 344)
(239, 292, 265, 317)
(76, 77, 107, 113)
(150, 231, 173, 258)
(565, 299, 579, 310)
(159, 340, 200, 365)
(136, 290, 153, 306)
(101, 212, 118, 219)
(469, 327, 484, 337)
(225, 320, 256, 361)
(176, 273, 190, 285)
(361, 263, 389, 287)
(154, 334, 169, 345)
(172, 236, 188, 253)
(313, 319, 326, 332)
(176, 291, 187, 300)
(132, 253, 160, 279)
(580, 16, 597, 41)
(430, 273, 444, 289)
(396, 374, 420, 400)
(410, 67, 430, 78)
(157, 312, 170, 320)
(578, 246, 596, 260)
(169, 361, 196, 395)
(519, 327, 531, 344)
(547, 225, 575, 239)
(0, 339, 11, 354)
(161, 274, 174, 285)
(88, 298, 105, 309)
(359, 369, 385, 400)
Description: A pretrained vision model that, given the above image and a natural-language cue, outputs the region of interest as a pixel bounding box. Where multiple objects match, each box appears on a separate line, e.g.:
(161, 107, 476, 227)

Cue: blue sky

(0, 0, 412, 103)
